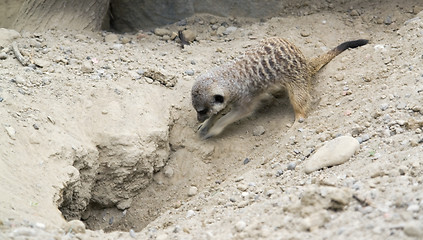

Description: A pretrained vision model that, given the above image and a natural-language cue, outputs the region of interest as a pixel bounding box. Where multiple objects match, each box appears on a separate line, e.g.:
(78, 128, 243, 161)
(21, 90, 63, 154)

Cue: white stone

(235, 220, 246, 232)
(304, 136, 360, 173)
(188, 186, 198, 196)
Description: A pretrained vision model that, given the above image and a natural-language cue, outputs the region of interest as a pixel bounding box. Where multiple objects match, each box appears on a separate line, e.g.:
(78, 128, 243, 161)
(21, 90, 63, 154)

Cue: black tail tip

(337, 39, 369, 52)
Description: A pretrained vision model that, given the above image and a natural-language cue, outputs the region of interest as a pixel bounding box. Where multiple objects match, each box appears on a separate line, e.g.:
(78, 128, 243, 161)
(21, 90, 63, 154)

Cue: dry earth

(1, 1, 423, 239)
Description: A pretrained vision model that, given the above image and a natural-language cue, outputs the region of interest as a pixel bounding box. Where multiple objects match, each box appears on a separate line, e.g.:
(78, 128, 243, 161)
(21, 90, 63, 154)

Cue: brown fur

(192, 38, 368, 139)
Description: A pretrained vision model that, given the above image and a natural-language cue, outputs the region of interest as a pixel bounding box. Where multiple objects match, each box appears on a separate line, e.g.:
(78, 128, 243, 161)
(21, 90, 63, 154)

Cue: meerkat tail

(309, 39, 369, 75)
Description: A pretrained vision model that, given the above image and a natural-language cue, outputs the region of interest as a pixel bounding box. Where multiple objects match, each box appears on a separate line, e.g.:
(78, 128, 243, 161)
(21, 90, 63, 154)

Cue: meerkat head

(191, 75, 229, 123)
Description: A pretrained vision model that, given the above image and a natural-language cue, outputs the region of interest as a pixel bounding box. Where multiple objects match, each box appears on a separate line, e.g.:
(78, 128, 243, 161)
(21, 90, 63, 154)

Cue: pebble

(163, 166, 174, 178)
(4, 125, 16, 140)
(275, 169, 284, 177)
(380, 103, 389, 111)
(14, 76, 27, 85)
(253, 125, 265, 136)
(188, 186, 198, 196)
(121, 36, 131, 44)
(81, 61, 93, 73)
(0, 97, 4, 102)
(129, 229, 136, 238)
(237, 200, 249, 208)
(406, 204, 419, 212)
(185, 69, 195, 76)
(403, 221, 423, 237)
(0, 52, 7, 60)
(112, 43, 123, 50)
(117, 199, 132, 210)
(186, 209, 195, 218)
(350, 9, 360, 16)
(223, 26, 237, 35)
(181, 29, 196, 42)
(384, 16, 393, 25)
(104, 33, 119, 43)
(216, 26, 226, 36)
(235, 220, 246, 232)
(300, 31, 311, 37)
(304, 136, 360, 174)
(64, 220, 86, 234)
(287, 162, 297, 170)
(34, 59, 51, 68)
(154, 28, 171, 37)
(243, 158, 250, 165)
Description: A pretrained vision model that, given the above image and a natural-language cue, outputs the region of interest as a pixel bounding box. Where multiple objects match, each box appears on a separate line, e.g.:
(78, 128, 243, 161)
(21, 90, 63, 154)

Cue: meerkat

(192, 37, 368, 139)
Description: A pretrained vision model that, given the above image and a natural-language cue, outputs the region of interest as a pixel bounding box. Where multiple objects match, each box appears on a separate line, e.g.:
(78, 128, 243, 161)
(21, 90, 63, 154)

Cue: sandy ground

(1, 1, 423, 239)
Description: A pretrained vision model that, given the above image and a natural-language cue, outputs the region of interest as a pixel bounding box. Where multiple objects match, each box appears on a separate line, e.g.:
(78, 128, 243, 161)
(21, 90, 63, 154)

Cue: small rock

(81, 61, 93, 73)
(361, 134, 370, 142)
(304, 136, 360, 174)
(237, 184, 248, 191)
(407, 204, 420, 212)
(154, 28, 171, 37)
(181, 29, 196, 42)
(350, 9, 360, 16)
(75, 34, 87, 41)
(117, 198, 132, 210)
(216, 26, 226, 36)
(287, 162, 297, 170)
(384, 16, 392, 25)
(235, 220, 246, 232)
(64, 220, 86, 234)
(188, 186, 198, 197)
(121, 36, 131, 44)
(185, 69, 195, 76)
(112, 43, 123, 50)
(300, 31, 311, 37)
(0, 97, 4, 102)
(403, 221, 423, 237)
(14, 76, 27, 85)
(243, 158, 250, 165)
(4, 125, 16, 140)
(33, 124, 39, 130)
(0, 52, 7, 60)
(275, 169, 284, 177)
(35, 222, 46, 229)
(223, 26, 237, 35)
(129, 229, 136, 238)
(380, 103, 389, 111)
(237, 200, 249, 208)
(104, 33, 119, 43)
(164, 166, 174, 178)
(34, 59, 51, 68)
(186, 210, 195, 218)
(253, 125, 265, 136)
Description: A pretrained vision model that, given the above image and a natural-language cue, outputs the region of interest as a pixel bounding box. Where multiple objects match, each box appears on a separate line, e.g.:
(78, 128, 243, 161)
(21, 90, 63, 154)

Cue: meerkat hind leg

(286, 83, 311, 122)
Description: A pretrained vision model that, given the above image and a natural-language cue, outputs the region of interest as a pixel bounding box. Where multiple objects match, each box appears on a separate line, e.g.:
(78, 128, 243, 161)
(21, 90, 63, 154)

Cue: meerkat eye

(213, 95, 224, 104)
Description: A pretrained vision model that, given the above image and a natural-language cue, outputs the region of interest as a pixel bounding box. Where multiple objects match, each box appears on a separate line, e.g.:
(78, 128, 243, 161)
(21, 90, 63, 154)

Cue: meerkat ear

(213, 94, 224, 104)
